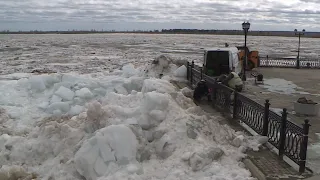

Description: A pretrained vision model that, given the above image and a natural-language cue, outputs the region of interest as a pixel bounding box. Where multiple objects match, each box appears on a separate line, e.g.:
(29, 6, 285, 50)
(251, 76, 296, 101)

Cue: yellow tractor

(237, 46, 259, 70)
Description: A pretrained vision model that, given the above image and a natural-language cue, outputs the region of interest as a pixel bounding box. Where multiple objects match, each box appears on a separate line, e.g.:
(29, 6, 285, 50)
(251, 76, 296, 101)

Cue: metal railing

(259, 56, 320, 69)
(186, 61, 311, 173)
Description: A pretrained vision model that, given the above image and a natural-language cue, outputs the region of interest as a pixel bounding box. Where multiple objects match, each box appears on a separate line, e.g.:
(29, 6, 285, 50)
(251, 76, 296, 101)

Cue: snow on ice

(173, 65, 187, 77)
(0, 60, 266, 180)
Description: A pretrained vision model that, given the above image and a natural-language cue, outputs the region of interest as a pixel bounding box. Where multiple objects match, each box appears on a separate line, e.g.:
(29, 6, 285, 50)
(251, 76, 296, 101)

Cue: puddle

(260, 78, 310, 95)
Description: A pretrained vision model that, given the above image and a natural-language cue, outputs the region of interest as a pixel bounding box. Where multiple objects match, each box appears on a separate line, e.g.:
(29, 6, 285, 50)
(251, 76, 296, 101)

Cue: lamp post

(242, 21, 250, 81)
(294, 29, 305, 69)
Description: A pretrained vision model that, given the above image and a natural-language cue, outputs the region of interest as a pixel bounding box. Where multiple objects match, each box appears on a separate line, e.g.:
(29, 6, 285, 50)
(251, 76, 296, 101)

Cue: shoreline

(1, 31, 320, 38)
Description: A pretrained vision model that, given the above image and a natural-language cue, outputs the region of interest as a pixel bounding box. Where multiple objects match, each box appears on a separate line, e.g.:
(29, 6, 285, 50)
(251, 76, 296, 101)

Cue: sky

(1, 0, 320, 32)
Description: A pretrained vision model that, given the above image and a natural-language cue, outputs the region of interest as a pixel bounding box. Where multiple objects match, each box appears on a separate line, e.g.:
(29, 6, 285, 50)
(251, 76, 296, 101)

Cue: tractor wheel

(247, 60, 255, 70)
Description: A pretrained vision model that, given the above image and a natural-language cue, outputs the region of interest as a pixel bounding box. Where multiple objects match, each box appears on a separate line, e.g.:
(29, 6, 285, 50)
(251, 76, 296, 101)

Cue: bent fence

(259, 56, 320, 69)
(186, 61, 311, 173)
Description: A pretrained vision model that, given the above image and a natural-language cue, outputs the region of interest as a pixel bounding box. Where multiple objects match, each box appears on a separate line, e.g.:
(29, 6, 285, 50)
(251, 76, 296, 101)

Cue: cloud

(1, 0, 320, 31)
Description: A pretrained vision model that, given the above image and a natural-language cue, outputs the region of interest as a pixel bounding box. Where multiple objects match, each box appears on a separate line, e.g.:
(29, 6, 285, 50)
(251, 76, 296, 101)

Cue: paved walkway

(243, 69, 320, 144)
(247, 150, 307, 180)
(305, 175, 320, 180)
(243, 68, 320, 174)
(173, 80, 314, 180)
(198, 100, 312, 180)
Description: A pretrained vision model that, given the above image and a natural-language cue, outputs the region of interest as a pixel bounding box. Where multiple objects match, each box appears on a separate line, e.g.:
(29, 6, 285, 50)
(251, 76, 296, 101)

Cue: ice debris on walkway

(261, 78, 309, 95)
(0, 62, 264, 180)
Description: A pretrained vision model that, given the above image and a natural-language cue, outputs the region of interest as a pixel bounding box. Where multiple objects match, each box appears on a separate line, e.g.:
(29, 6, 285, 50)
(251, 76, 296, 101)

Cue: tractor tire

(247, 60, 255, 70)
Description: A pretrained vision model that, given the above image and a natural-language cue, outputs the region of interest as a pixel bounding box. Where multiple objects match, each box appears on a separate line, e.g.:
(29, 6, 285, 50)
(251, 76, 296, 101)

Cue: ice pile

(0, 62, 264, 180)
(1, 65, 146, 126)
(143, 55, 188, 81)
(74, 125, 138, 180)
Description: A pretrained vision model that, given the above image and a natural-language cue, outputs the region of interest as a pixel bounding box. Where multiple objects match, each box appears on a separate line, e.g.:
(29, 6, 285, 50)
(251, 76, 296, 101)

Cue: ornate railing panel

(213, 83, 233, 113)
(259, 59, 296, 67)
(235, 93, 265, 135)
(267, 111, 282, 148)
(284, 121, 304, 164)
(191, 68, 201, 87)
(300, 61, 320, 68)
(259, 57, 320, 68)
(202, 74, 216, 86)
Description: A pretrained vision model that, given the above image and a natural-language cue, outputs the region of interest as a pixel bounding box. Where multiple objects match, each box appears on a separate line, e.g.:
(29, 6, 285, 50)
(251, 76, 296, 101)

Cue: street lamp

(242, 21, 250, 81)
(294, 29, 305, 69)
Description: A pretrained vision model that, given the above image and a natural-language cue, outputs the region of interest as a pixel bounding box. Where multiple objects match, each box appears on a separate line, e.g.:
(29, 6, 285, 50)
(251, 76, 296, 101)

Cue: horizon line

(1, 29, 320, 33)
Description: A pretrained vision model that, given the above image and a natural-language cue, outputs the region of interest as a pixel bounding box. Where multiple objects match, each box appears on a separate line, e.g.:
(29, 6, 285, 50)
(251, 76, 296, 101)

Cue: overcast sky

(1, 0, 320, 32)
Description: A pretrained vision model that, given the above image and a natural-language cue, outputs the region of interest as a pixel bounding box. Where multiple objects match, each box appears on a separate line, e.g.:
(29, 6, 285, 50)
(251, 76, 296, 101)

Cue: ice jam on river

(0, 57, 266, 180)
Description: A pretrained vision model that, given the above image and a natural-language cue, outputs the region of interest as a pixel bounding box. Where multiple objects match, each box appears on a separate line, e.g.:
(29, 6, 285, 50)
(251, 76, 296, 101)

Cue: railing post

(296, 55, 300, 69)
(262, 99, 270, 136)
(212, 81, 217, 105)
(190, 61, 194, 85)
(224, 88, 231, 112)
(203, 64, 205, 75)
(232, 91, 238, 119)
(266, 55, 269, 66)
(299, 119, 311, 173)
(279, 108, 287, 158)
(200, 67, 203, 80)
(187, 61, 190, 80)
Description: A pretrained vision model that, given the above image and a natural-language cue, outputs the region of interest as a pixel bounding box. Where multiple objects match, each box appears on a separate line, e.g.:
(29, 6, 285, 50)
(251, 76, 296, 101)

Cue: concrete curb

(243, 159, 267, 180)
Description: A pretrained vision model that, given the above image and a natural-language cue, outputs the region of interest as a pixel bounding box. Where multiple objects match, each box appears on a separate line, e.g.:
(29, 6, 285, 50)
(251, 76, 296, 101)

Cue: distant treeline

(160, 29, 320, 38)
(1, 29, 320, 38)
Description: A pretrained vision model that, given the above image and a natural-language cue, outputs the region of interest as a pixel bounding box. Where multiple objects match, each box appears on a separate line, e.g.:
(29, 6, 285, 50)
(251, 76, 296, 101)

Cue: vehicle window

(205, 51, 230, 76)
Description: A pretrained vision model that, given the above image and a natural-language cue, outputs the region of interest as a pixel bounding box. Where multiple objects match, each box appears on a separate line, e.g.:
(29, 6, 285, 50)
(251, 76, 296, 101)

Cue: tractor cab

(203, 47, 241, 77)
(236, 46, 259, 70)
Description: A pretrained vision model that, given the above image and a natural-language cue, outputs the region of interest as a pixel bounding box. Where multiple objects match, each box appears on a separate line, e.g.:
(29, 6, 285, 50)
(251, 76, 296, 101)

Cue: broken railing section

(186, 61, 311, 173)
